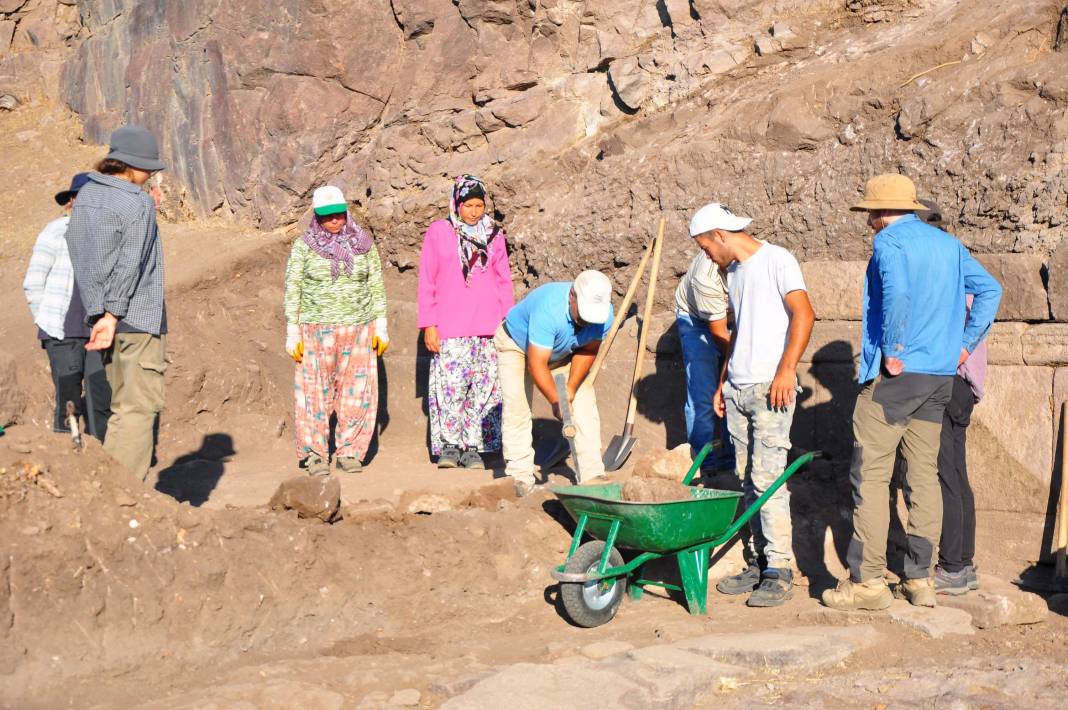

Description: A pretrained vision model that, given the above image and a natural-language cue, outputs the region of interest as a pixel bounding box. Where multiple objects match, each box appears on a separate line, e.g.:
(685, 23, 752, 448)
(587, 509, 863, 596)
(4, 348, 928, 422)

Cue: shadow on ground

(155, 432, 236, 506)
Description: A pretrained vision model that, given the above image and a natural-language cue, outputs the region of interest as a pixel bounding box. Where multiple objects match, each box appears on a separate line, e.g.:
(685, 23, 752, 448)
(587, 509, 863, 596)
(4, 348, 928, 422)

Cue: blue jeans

(675, 312, 734, 469)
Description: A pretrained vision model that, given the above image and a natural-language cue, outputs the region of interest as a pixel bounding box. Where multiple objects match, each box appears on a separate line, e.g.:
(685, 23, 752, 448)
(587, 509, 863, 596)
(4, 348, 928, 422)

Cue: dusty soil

(0, 100, 1066, 709)
(621, 477, 695, 502)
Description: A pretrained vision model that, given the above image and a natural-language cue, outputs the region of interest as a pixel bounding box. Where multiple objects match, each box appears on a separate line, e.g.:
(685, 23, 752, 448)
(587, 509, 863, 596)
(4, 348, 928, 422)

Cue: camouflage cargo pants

(723, 379, 797, 569)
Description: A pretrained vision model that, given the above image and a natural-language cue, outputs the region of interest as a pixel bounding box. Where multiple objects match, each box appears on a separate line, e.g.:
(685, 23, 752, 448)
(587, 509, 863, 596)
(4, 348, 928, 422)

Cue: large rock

(887, 600, 975, 638)
(607, 56, 651, 112)
(938, 575, 1049, 629)
(269, 475, 341, 523)
(1022, 324, 1068, 366)
(443, 626, 872, 709)
(672, 626, 878, 670)
(975, 254, 1048, 321)
(969, 366, 1054, 514)
(799, 262, 867, 321)
(1049, 237, 1068, 322)
(985, 322, 1027, 365)
(631, 444, 695, 480)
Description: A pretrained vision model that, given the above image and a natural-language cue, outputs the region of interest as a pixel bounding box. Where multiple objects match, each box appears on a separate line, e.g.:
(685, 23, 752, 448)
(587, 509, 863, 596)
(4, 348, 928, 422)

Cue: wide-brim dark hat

(54, 171, 91, 206)
(106, 124, 167, 172)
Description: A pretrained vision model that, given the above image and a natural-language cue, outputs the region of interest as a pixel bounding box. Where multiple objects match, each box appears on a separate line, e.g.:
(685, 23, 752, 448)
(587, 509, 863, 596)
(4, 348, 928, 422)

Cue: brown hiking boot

(896, 577, 936, 607)
(821, 578, 892, 611)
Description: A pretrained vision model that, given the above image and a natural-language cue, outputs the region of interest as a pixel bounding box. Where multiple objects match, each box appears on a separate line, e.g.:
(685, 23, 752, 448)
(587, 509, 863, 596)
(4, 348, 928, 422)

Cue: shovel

(587, 231, 657, 388)
(540, 222, 660, 470)
(603, 217, 664, 471)
(554, 373, 581, 482)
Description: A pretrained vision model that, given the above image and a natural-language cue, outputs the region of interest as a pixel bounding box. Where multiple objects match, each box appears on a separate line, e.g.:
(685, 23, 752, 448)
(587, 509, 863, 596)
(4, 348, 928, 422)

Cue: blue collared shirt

(859, 214, 1002, 383)
(504, 282, 613, 361)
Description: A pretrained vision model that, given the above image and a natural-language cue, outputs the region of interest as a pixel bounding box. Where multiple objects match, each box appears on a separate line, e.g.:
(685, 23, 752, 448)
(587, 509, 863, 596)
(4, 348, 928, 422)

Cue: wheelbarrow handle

(712, 450, 826, 546)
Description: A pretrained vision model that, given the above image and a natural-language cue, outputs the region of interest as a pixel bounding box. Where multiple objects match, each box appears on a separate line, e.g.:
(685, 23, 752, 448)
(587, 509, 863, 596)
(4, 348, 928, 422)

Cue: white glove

(285, 324, 302, 361)
(373, 317, 389, 355)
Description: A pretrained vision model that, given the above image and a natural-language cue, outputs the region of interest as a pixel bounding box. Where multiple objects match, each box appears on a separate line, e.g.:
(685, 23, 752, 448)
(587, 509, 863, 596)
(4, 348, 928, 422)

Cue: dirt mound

(0, 425, 569, 705)
(620, 478, 694, 503)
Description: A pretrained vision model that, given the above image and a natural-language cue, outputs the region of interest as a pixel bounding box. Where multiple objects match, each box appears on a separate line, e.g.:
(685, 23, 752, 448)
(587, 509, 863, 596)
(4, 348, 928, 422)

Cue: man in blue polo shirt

(493, 270, 614, 497)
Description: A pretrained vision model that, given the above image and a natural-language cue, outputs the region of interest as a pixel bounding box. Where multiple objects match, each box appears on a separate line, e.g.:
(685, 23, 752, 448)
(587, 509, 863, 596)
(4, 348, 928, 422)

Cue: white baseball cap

(572, 270, 613, 325)
(313, 185, 348, 216)
(688, 203, 751, 236)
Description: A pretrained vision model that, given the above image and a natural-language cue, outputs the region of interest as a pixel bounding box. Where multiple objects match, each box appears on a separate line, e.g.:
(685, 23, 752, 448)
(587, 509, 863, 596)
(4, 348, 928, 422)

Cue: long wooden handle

(587, 234, 656, 388)
(1056, 402, 1068, 578)
(622, 217, 665, 429)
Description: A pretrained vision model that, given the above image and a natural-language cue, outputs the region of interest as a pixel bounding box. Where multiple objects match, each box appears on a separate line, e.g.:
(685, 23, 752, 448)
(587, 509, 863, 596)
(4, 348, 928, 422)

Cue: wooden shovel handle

(622, 217, 665, 428)
(587, 232, 656, 388)
(1056, 402, 1068, 578)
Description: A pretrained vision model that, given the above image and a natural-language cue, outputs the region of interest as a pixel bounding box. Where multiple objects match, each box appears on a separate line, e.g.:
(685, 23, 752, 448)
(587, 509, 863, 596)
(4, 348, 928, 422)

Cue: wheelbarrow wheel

(560, 541, 626, 628)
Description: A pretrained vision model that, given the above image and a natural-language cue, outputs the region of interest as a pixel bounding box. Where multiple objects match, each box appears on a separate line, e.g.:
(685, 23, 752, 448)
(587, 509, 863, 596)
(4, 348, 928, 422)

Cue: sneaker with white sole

(459, 447, 485, 469)
(437, 446, 461, 469)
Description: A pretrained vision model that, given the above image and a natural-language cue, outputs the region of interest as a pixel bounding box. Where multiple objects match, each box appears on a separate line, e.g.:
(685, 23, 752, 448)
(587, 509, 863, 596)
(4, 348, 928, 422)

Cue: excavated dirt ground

(1, 102, 1067, 708)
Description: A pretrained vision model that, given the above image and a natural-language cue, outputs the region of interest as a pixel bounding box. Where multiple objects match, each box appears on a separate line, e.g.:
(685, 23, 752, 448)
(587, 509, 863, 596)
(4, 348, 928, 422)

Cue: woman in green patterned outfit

(283, 186, 389, 476)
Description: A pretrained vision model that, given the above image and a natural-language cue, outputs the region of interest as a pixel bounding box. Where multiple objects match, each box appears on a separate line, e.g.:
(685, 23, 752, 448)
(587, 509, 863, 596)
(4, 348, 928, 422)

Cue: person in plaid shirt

(66, 125, 167, 482)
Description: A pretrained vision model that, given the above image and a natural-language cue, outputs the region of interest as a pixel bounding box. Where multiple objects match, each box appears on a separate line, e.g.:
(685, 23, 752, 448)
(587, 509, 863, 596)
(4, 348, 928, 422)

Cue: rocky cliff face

(58, 0, 1068, 290)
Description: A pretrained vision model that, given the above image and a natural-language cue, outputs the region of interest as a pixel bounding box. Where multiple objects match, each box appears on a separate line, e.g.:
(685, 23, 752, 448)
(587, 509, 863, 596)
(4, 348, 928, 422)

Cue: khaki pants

(493, 323, 604, 485)
(104, 333, 166, 481)
(847, 374, 952, 583)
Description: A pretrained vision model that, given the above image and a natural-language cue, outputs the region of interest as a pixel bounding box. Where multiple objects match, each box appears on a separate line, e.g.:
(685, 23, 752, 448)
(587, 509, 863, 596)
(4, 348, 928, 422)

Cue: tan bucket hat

(850, 174, 928, 212)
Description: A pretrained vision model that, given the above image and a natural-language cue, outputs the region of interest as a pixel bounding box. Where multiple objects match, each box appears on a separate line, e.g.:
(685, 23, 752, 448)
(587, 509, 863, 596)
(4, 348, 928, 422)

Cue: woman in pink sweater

(418, 175, 515, 468)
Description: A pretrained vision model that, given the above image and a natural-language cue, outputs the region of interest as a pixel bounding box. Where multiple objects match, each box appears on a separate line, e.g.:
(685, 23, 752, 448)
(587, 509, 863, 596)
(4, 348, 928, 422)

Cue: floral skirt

(428, 336, 502, 455)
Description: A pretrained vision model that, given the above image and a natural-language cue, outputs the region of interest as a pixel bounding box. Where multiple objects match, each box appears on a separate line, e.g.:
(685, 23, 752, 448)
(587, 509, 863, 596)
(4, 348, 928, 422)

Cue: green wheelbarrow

(550, 444, 826, 627)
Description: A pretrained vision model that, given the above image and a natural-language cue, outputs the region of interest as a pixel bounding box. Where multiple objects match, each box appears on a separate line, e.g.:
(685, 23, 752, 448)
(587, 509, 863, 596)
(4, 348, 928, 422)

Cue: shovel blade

(603, 434, 637, 471)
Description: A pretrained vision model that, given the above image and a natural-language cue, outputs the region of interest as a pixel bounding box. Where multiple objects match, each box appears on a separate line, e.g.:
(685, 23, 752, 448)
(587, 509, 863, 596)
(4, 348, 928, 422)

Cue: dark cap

(54, 172, 91, 206)
(917, 198, 943, 225)
(106, 124, 166, 172)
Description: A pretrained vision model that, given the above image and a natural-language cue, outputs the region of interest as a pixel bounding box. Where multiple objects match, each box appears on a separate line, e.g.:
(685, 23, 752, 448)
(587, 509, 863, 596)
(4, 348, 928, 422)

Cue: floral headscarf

(302, 210, 373, 281)
(449, 174, 500, 282)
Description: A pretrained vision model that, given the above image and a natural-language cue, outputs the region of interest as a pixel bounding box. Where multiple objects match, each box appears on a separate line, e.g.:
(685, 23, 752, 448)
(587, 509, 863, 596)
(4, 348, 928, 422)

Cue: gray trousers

(723, 379, 797, 570)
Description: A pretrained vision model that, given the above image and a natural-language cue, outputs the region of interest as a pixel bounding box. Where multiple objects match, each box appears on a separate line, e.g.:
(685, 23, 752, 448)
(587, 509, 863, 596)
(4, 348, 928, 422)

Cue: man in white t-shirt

(695, 203, 815, 607)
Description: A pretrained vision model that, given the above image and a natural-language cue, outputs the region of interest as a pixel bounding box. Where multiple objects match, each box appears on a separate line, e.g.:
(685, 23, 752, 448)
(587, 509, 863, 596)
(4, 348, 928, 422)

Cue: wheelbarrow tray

(552, 483, 742, 554)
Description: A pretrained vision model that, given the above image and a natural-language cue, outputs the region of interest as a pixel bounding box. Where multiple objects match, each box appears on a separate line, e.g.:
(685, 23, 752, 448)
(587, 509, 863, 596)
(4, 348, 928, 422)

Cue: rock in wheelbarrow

(269, 475, 341, 522)
(621, 478, 693, 502)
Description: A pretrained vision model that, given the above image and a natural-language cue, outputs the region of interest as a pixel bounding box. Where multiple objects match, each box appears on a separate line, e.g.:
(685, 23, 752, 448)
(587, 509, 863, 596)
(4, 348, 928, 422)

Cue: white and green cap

(312, 185, 348, 216)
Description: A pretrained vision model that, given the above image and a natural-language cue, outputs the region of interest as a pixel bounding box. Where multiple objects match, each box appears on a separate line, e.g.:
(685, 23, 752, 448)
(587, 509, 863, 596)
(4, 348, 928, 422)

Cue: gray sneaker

(459, 447, 485, 469)
(934, 566, 969, 595)
(747, 568, 793, 607)
(437, 446, 461, 468)
(305, 454, 330, 477)
(716, 564, 761, 595)
(965, 564, 979, 590)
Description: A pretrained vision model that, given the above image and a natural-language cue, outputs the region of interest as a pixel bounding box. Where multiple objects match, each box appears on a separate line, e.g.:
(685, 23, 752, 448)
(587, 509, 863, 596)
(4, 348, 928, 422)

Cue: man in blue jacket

(823, 174, 1001, 611)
